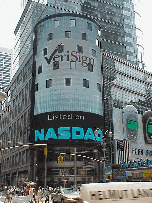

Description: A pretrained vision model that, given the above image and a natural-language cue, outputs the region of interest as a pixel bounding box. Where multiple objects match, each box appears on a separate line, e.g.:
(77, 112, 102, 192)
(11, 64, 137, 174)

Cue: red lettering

(70, 51, 78, 62)
(89, 57, 95, 66)
(81, 56, 88, 67)
(78, 54, 81, 62)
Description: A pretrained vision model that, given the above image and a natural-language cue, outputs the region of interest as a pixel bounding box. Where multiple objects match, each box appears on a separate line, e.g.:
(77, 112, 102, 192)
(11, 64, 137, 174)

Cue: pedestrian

(4, 187, 12, 203)
(41, 188, 45, 203)
(33, 188, 37, 203)
(37, 186, 42, 203)
(45, 189, 50, 203)
(29, 186, 33, 203)
(26, 187, 30, 203)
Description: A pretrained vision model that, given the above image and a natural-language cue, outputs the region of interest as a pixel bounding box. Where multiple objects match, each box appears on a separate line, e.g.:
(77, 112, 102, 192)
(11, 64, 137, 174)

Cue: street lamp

(60, 152, 66, 188)
(102, 140, 106, 183)
(16, 141, 23, 187)
(71, 148, 77, 189)
(109, 131, 113, 166)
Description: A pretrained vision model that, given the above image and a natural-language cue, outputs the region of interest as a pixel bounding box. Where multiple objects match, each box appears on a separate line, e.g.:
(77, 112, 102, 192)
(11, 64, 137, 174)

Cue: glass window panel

(83, 79, 89, 88)
(70, 61, 76, 69)
(47, 33, 53, 41)
(88, 63, 93, 72)
(57, 44, 64, 53)
(65, 78, 71, 86)
(87, 22, 92, 31)
(43, 48, 47, 56)
(46, 79, 52, 88)
(54, 20, 59, 27)
(65, 31, 71, 38)
(92, 49, 96, 57)
(38, 65, 42, 74)
(77, 45, 83, 54)
(71, 19, 76, 26)
(53, 61, 59, 70)
(35, 83, 38, 92)
(97, 83, 101, 92)
(82, 33, 87, 40)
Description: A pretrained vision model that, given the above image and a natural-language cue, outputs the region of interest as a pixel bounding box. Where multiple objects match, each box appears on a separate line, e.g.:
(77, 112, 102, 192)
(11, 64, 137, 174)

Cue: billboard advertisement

(142, 111, 152, 144)
(123, 105, 138, 141)
(31, 111, 103, 146)
(30, 14, 103, 146)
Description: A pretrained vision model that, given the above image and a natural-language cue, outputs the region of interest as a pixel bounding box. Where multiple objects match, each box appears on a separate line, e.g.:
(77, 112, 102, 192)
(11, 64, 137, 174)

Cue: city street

(0, 196, 152, 203)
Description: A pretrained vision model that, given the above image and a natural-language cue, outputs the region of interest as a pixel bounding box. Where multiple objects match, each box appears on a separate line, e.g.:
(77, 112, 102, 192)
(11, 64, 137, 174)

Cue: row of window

(35, 79, 101, 91)
(40, 19, 92, 31)
(38, 62, 94, 73)
(44, 32, 89, 41)
(43, 46, 97, 57)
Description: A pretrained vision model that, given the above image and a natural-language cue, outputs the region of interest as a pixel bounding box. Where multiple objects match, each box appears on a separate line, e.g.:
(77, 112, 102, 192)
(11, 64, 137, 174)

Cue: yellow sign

(143, 171, 152, 178)
(44, 146, 47, 156)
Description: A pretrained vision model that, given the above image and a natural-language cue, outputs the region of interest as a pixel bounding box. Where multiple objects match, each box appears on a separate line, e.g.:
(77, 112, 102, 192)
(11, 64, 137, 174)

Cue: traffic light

(58, 156, 61, 163)
(44, 146, 47, 156)
(60, 156, 63, 163)
(57, 156, 64, 163)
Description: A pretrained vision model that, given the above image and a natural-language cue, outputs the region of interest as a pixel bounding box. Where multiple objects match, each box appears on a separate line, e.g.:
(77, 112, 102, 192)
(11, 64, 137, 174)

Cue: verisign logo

(44, 44, 95, 67)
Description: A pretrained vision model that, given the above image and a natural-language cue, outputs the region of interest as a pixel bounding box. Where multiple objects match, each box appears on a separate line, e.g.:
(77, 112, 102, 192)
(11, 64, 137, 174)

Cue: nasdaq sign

(35, 127, 102, 145)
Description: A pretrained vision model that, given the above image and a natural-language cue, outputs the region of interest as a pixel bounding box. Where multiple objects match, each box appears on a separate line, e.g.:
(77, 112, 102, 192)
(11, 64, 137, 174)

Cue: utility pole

(44, 145, 47, 188)
(103, 139, 106, 183)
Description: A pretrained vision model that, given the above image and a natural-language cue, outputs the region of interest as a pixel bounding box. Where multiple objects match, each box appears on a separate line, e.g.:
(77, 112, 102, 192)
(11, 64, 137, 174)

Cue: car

(51, 188, 83, 203)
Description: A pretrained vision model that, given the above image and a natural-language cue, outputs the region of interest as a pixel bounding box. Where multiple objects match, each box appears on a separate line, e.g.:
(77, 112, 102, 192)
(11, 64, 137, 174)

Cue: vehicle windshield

(62, 189, 78, 194)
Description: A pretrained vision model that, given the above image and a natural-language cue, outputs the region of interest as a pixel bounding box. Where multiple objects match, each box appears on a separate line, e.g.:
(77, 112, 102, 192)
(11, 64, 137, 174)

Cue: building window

(65, 78, 71, 86)
(146, 150, 148, 156)
(97, 83, 101, 92)
(141, 149, 143, 155)
(43, 48, 47, 56)
(87, 22, 92, 31)
(38, 65, 42, 74)
(65, 31, 71, 38)
(135, 148, 137, 155)
(47, 33, 53, 41)
(96, 39, 99, 46)
(82, 33, 87, 40)
(92, 49, 96, 57)
(53, 61, 59, 70)
(54, 20, 59, 27)
(88, 63, 93, 72)
(35, 83, 38, 92)
(71, 19, 76, 26)
(77, 45, 83, 54)
(58, 44, 64, 53)
(83, 79, 89, 88)
(70, 61, 76, 69)
(138, 148, 140, 155)
(46, 79, 52, 88)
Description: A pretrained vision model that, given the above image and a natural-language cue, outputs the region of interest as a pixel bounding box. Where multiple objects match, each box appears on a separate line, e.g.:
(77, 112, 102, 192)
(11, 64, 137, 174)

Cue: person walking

(37, 187, 42, 203)
(29, 186, 33, 203)
(26, 187, 30, 203)
(4, 187, 12, 203)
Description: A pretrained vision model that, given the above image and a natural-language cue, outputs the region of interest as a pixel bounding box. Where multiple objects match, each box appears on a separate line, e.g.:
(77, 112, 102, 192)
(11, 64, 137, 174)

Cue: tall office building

(0, 0, 151, 186)
(13, 0, 143, 78)
(0, 47, 12, 90)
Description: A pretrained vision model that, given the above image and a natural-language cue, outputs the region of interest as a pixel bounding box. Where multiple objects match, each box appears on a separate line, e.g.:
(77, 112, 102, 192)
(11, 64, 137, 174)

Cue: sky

(0, 0, 152, 73)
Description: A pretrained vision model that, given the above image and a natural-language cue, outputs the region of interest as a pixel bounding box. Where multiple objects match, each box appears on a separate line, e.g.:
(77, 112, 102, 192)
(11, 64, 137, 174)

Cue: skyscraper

(0, 47, 12, 90)
(13, 0, 143, 78)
